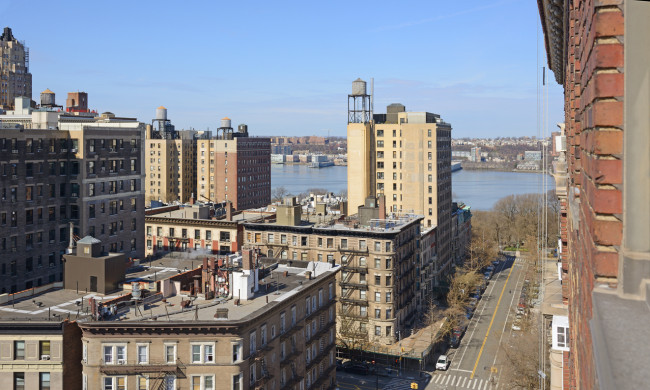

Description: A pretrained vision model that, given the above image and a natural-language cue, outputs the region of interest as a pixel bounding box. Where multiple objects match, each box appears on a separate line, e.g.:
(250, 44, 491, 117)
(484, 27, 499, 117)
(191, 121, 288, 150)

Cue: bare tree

(271, 186, 290, 202)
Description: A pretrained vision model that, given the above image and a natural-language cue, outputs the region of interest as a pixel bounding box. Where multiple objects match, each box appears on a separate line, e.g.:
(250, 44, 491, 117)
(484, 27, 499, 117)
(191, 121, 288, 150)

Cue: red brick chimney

(190, 193, 195, 205)
(242, 248, 254, 270)
(378, 194, 387, 220)
(226, 201, 233, 221)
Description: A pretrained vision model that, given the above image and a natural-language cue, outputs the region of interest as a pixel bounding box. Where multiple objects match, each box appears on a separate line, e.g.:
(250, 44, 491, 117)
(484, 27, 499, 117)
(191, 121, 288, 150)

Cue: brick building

(539, 1, 650, 388)
(197, 121, 271, 210)
(0, 101, 145, 293)
(243, 197, 422, 347)
(0, 321, 82, 390)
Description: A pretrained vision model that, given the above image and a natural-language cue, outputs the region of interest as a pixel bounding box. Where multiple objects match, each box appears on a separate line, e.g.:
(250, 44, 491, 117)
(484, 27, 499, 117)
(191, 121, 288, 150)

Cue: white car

(436, 355, 450, 371)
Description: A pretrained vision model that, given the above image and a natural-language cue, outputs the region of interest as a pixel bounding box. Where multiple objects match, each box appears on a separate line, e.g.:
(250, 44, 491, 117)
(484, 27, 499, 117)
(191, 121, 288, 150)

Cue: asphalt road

(426, 256, 527, 390)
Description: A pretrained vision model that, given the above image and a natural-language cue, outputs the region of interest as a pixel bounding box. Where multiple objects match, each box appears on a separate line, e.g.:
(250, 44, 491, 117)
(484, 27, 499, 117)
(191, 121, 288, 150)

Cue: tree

(498, 322, 547, 389)
(271, 186, 290, 202)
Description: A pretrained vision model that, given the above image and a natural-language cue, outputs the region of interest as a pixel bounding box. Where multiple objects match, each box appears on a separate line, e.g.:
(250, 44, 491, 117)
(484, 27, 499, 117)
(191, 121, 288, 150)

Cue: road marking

(470, 261, 516, 379)
(451, 376, 457, 386)
(445, 375, 451, 385)
(472, 379, 478, 389)
(460, 377, 467, 387)
(434, 375, 441, 384)
(451, 369, 473, 373)
(457, 263, 503, 369)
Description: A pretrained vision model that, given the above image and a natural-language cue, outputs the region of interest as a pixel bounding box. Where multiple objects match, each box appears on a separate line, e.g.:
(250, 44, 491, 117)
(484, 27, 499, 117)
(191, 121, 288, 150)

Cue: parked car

(343, 361, 372, 375)
(492, 260, 500, 266)
(436, 355, 450, 371)
(511, 313, 524, 331)
(336, 359, 345, 371)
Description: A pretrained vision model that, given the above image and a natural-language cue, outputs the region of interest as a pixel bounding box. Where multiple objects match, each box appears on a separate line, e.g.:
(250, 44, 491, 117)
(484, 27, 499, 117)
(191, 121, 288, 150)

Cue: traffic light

(410, 382, 418, 389)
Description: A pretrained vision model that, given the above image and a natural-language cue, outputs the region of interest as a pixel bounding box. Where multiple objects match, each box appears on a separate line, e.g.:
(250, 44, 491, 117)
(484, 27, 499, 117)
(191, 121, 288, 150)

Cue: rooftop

(246, 212, 423, 235)
(0, 254, 339, 325)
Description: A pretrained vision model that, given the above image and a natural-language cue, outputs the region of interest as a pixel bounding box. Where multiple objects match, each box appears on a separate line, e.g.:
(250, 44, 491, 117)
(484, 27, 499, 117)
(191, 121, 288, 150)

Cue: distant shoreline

(459, 167, 548, 174)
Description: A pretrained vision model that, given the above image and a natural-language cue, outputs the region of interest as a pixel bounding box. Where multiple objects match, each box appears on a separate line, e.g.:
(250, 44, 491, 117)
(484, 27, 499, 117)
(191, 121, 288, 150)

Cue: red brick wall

(562, 0, 624, 389)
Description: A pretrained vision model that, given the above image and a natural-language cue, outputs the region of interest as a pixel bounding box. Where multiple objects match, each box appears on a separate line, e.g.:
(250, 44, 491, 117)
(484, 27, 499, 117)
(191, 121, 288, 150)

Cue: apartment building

(144, 203, 275, 256)
(0, 27, 32, 110)
(144, 107, 197, 205)
(0, 98, 145, 293)
(0, 321, 82, 390)
(347, 82, 453, 283)
(539, 1, 650, 388)
(243, 197, 422, 346)
(196, 121, 271, 210)
(77, 253, 338, 390)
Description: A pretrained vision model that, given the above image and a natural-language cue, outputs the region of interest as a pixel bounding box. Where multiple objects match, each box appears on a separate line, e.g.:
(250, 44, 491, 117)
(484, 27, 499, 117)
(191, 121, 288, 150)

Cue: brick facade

(540, 1, 625, 388)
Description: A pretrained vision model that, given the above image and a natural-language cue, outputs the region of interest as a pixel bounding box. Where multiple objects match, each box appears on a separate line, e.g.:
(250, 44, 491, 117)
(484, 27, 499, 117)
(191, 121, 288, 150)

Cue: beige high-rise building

(347, 81, 452, 274)
(0, 27, 32, 110)
(144, 107, 196, 205)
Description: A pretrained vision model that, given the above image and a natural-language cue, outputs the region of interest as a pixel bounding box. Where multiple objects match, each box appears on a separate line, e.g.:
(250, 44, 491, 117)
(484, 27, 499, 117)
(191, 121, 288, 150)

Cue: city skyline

(3, 0, 563, 138)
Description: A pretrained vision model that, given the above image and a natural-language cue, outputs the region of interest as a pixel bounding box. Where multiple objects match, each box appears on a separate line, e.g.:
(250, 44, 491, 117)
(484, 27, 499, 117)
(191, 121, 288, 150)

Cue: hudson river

(271, 164, 555, 211)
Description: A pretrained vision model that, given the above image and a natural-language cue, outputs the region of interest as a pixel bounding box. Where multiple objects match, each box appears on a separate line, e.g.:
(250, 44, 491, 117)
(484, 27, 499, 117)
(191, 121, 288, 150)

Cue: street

(426, 256, 527, 389)
(337, 256, 528, 390)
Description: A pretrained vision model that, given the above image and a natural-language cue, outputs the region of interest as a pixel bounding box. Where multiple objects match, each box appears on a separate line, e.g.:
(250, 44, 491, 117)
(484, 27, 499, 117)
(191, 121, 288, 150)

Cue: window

(375, 309, 381, 319)
(40, 372, 51, 390)
(165, 344, 176, 364)
(386, 292, 392, 302)
(14, 341, 25, 359)
(375, 326, 381, 336)
(386, 309, 392, 319)
(40, 340, 51, 357)
(232, 342, 242, 362)
(359, 240, 367, 250)
(137, 376, 148, 390)
(386, 258, 392, 269)
(386, 275, 392, 286)
(103, 377, 126, 390)
(103, 345, 126, 364)
(375, 292, 381, 302)
(137, 344, 148, 364)
(249, 330, 257, 354)
(191, 375, 215, 390)
(375, 275, 381, 285)
(14, 373, 25, 390)
(232, 373, 242, 390)
(191, 343, 214, 363)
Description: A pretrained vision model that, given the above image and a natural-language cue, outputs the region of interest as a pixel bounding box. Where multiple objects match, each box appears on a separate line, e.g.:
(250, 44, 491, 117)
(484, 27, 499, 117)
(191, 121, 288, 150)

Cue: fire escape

(99, 358, 186, 390)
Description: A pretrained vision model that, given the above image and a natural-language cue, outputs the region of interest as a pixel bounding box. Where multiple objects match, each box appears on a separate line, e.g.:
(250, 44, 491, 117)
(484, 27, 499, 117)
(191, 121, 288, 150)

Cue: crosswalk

(428, 373, 496, 390)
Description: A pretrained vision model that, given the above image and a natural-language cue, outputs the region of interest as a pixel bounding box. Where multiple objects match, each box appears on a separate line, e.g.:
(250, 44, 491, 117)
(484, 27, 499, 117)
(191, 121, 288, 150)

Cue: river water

(271, 164, 554, 211)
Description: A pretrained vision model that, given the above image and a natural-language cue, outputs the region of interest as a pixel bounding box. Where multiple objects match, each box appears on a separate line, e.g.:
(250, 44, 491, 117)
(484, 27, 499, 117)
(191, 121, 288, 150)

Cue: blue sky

(2, 0, 564, 138)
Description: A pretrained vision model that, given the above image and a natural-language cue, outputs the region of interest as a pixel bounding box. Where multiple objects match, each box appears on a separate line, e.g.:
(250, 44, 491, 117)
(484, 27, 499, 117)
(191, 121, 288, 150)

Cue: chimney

(203, 257, 208, 270)
(67, 222, 75, 254)
(378, 194, 387, 220)
(209, 257, 215, 271)
(226, 201, 233, 221)
(190, 193, 195, 205)
(242, 248, 254, 270)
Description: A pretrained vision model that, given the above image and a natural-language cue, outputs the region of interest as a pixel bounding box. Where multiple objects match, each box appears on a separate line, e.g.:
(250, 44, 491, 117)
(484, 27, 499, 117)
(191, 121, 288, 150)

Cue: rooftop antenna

(370, 77, 374, 120)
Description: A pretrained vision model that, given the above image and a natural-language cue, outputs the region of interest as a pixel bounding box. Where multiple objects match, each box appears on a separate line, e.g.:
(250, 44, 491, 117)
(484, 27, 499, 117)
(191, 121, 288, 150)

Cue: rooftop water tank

(156, 106, 167, 120)
(351, 78, 367, 96)
(221, 117, 231, 128)
(40, 89, 55, 107)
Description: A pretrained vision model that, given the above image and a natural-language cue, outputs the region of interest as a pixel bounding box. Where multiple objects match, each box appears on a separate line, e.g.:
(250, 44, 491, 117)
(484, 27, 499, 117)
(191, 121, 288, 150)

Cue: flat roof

(126, 262, 338, 323)
(0, 254, 339, 325)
